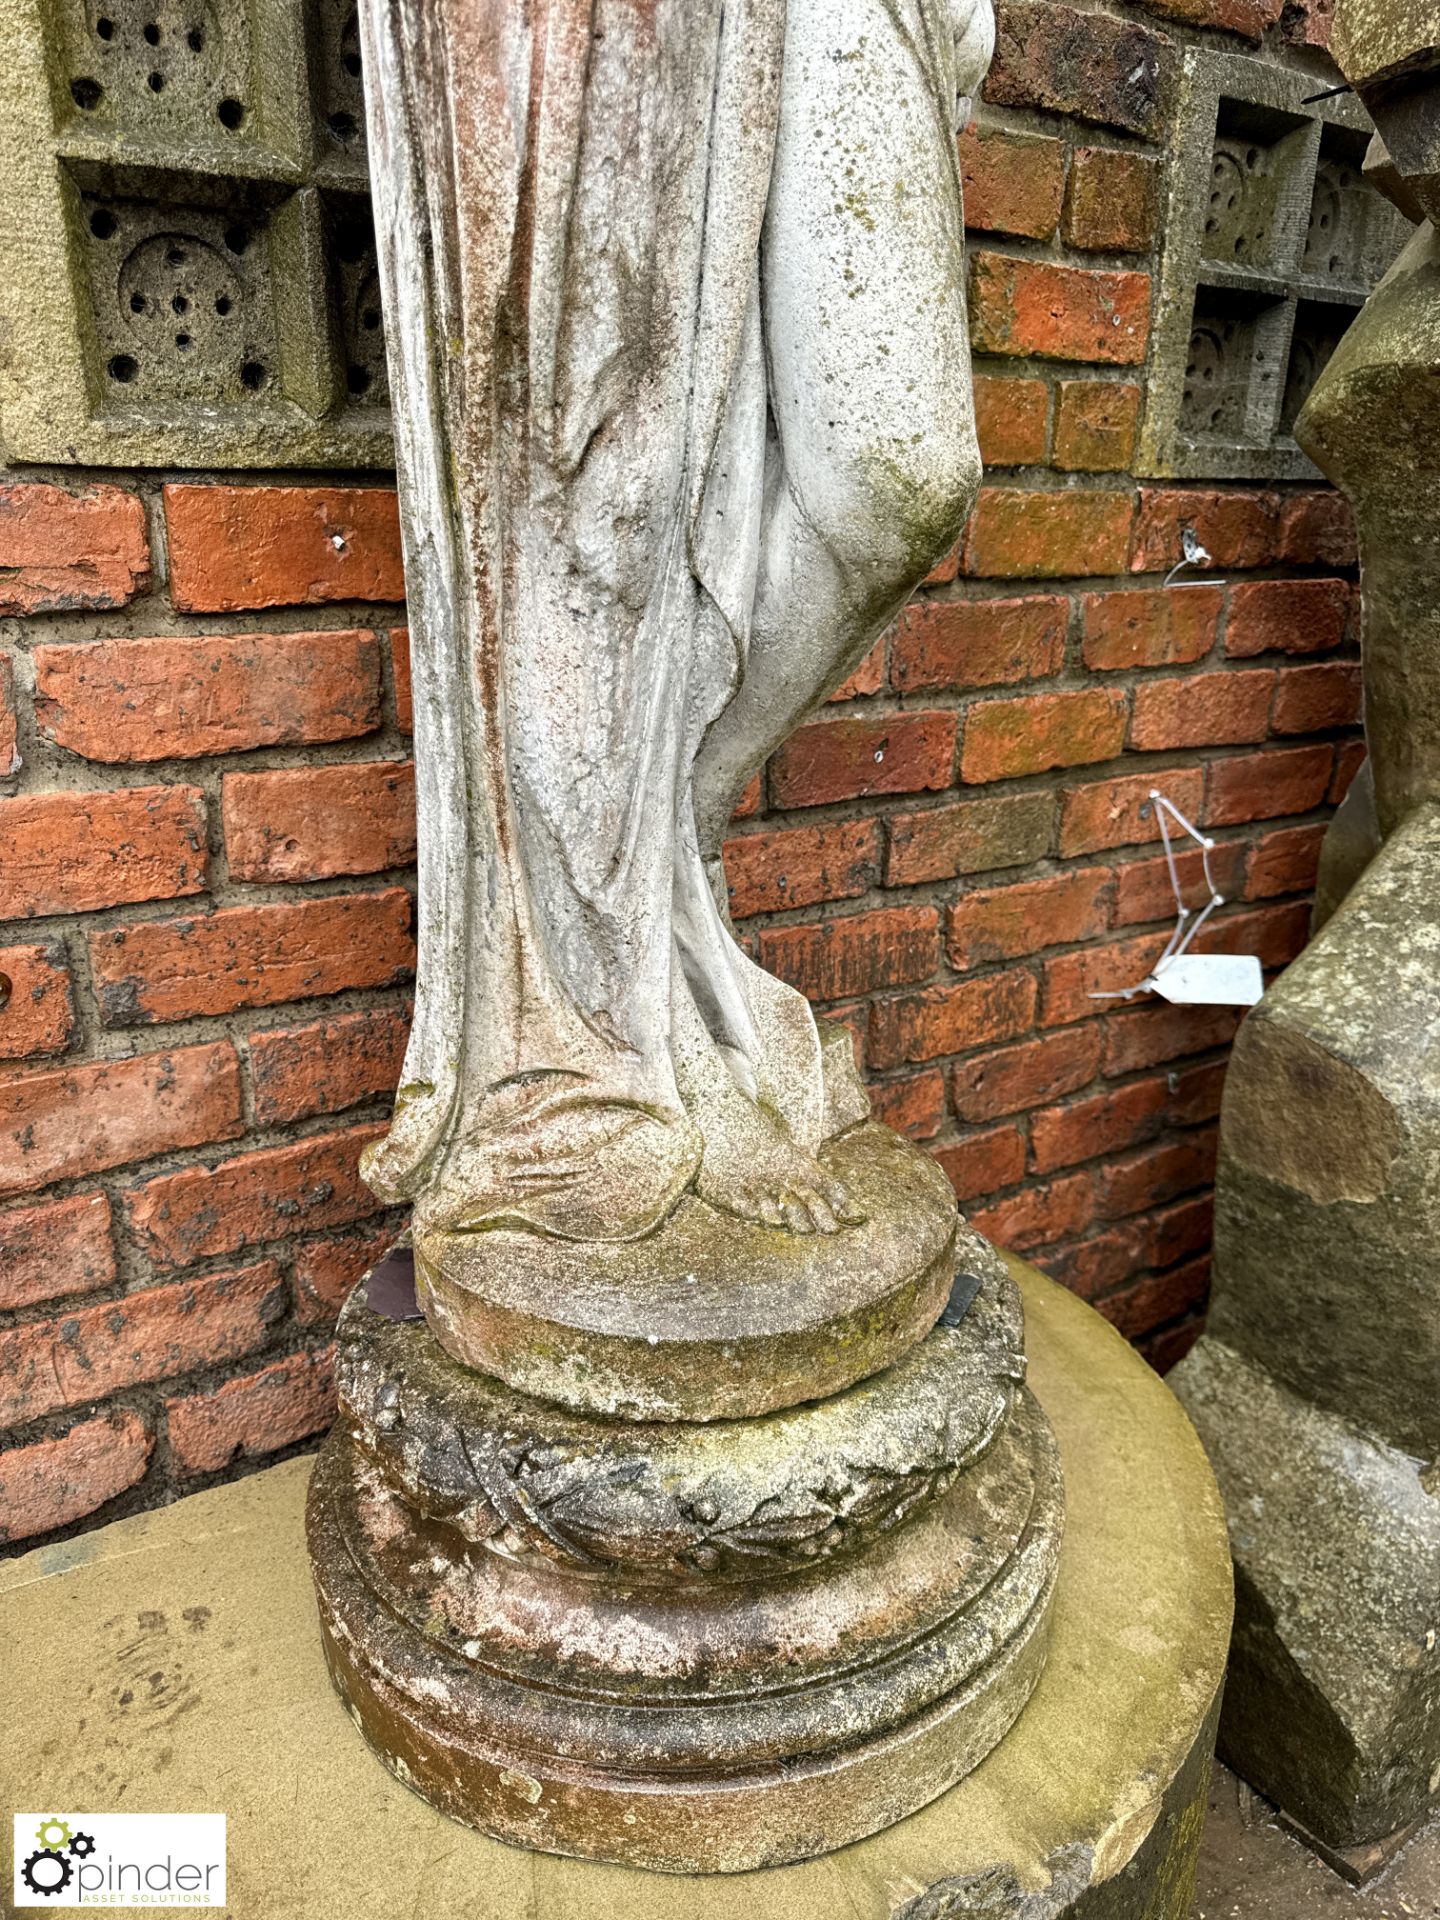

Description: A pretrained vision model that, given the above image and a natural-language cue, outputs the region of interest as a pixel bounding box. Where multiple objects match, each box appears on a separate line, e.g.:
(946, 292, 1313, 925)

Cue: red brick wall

(0, 0, 1364, 1549)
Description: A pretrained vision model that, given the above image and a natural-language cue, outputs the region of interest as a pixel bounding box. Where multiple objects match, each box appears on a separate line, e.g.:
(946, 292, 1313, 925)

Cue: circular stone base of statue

(412, 1121, 961, 1420)
(307, 1256, 1062, 1873)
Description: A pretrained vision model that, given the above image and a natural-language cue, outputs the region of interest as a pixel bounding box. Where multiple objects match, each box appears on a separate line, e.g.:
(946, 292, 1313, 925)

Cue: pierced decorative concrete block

(0, 0, 391, 465)
(1138, 49, 1410, 482)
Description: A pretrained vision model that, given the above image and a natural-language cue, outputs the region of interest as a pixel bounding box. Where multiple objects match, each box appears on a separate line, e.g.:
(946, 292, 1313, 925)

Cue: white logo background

(12, 1814, 226, 1908)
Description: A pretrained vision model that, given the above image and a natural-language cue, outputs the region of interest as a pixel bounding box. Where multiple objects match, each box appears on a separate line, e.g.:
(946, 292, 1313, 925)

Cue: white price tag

(1150, 952, 1264, 1006)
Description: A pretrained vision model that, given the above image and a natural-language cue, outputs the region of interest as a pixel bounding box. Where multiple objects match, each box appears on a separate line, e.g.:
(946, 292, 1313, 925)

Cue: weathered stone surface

(310, 1258, 1062, 1872)
(1201, 805, 1440, 1468)
(1177, 1339, 1440, 1851)
(416, 1122, 966, 1422)
(6, 1258, 1229, 1915)
(1181, 52, 1440, 1852)
(338, 1259, 1026, 1581)
(1299, 228, 1440, 834)
(1311, 757, 1382, 931)
(357, 0, 995, 1277)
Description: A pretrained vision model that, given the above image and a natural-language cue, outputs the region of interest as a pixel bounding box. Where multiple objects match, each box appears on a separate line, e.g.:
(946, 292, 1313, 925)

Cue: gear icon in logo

(34, 1819, 71, 1851)
(68, 1831, 97, 1859)
(21, 1848, 73, 1897)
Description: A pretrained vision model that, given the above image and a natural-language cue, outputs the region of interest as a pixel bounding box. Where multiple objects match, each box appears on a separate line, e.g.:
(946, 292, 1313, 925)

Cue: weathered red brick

(1198, 901, 1311, 972)
(891, 595, 1067, 695)
(0, 1261, 284, 1430)
(959, 121, 1067, 238)
(167, 1347, 336, 1474)
(951, 1026, 1102, 1122)
(1041, 930, 1170, 1027)
(970, 254, 1150, 365)
(973, 376, 1050, 467)
(1098, 1129, 1219, 1220)
(0, 943, 75, 1059)
(1281, 0, 1332, 46)
(1134, 0, 1280, 40)
(869, 969, 1037, 1068)
(1131, 489, 1279, 573)
(223, 762, 416, 883)
(946, 867, 1110, 968)
(1081, 585, 1223, 671)
(0, 484, 149, 616)
(1204, 744, 1334, 825)
(0, 786, 207, 920)
(0, 1044, 243, 1199)
(732, 774, 763, 820)
(1063, 148, 1159, 252)
(249, 1006, 410, 1127)
(123, 1124, 388, 1270)
(0, 654, 18, 776)
(1052, 381, 1142, 472)
(390, 627, 414, 729)
(756, 906, 939, 1004)
(985, 1, 1170, 140)
(1060, 767, 1205, 856)
(924, 545, 962, 587)
(1271, 662, 1363, 735)
(964, 488, 1134, 578)
(828, 639, 888, 702)
(0, 1409, 152, 1544)
(867, 1070, 948, 1140)
(1142, 1193, 1216, 1270)
(1169, 1059, 1228, 1128)
(962, 687, 1128, 784)
(886, 790, 1056, 886)
(165, 485, 405, 612)
(1224, 578, 1352, 658)
(723, 820, 880, 919)
(1130, 669, 1276, 750)
(769, 714, 956, 808)
(932, 1124, 1027, 1201)
(1245, 822, 1327, 900)
(294, 1223, 398, 1325)
(1101, 1256, 1211, 1342)
(0, 1193, 115, 1312)
(33, 630, 383, 763)
(1101, 1002, 1242, 1078)
(970, 1169, 1095, 1250)
(1111, 841, 1246, 928)
(1032, 1079, 1161, 1175)
(89, 890, 414, 1024)
(1036, 1224, 1147, 1301)
(1142, 1315, 1204, 1373)
(1276, 490, 1357, 567)
(1329, 739, 1367, 804)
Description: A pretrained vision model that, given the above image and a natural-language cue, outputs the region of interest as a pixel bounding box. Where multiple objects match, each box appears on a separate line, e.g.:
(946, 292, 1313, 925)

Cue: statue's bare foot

(670, 969, 863, 1233)
(696, 1097, 860, 1234)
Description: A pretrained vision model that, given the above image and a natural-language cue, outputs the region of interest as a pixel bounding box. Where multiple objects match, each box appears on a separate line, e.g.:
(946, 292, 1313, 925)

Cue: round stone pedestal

(308, 1255, 1063, 1872)
(413, 1121, 963, 1421)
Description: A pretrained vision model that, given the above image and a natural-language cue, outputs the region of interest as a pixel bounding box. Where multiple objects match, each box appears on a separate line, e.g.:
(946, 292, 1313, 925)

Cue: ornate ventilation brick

(1139, 48, 1409, 482)
(0, 0, 390, 466)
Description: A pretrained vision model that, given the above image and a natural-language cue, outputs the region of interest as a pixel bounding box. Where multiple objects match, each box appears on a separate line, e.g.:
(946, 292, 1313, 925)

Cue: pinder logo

(12, 1814, 226, 1908)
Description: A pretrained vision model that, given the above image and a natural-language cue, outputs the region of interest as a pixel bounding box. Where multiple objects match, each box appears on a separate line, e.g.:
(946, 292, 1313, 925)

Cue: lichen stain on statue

(306, 0, 1066, 1875)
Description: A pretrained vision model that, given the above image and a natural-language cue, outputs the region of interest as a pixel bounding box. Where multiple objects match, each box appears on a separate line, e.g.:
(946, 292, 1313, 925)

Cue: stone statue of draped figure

(310, 5, 1076, 1864)
(358, 0, 993, 1250)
